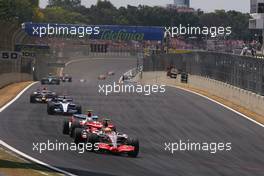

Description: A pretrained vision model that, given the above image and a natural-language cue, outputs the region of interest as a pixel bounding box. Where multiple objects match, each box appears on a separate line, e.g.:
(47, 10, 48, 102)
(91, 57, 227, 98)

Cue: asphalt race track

(0, 57, 264, 176)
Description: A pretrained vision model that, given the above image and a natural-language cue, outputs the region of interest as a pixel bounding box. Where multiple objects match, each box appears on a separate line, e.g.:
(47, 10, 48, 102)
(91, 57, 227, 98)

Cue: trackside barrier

(0, 73, 32, 88)
(190, 75, 264, 115)
(143, 52, 264, 95)
(0, 22, 35, 86)
(138, 71, 264, 116)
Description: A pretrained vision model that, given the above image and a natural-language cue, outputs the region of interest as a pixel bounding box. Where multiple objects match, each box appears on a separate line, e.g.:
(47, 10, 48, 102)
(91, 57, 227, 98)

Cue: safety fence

(138, 71, 264, 117)
(143, 51, 264, 95)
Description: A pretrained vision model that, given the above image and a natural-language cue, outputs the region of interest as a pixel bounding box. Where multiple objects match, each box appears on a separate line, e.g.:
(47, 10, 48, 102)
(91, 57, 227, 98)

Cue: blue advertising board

(15, 44, 50, 51)
(22, 22, 164, 41)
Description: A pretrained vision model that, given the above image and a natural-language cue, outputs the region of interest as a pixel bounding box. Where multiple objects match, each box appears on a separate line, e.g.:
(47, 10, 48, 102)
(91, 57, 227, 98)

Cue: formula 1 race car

(60, 74, 72, 82)
(167, 68, 178, 79)
(107, 71, 115, 76)
(47, 96, 82, 115)
(98, 74, 106, 80)
(30, 88, 57, 103)
(180, 72, 188, 83)
(62, 112, 115, 137)
(41, 74, 60, 85)
(73, 127, 139, 157)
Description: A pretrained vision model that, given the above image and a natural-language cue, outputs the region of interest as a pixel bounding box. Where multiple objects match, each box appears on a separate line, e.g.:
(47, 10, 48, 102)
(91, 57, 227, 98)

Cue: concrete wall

(139, 71, 264, 116)
(190, 75, 264, 116)
(0, 73, 33, 88)
(143, 52, 264, 95)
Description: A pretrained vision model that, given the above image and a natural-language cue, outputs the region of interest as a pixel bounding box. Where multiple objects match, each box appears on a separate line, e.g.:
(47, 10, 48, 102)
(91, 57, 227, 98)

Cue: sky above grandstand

(39, 0, 250, 13)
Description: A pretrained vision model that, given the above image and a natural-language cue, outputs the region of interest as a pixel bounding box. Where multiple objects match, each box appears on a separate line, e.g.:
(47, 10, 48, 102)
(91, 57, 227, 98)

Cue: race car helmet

(87, 110, 93, 117)
(62, 99, 67, 103)
(102, 120, 108, 127)
(102, 119, 111, 127)
(104, 127, 112, 133)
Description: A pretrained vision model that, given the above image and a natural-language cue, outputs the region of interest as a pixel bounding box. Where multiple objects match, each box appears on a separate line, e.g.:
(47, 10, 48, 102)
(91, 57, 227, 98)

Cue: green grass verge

(0, 147, 63, 176)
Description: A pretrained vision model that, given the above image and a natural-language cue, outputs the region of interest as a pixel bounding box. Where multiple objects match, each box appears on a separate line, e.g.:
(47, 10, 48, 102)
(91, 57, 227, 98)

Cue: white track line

(60, 57, 132, 76)
(59, 58, 88, 76)
(129, 70, 264, 128)
(60, 57, 134, 84)
(0, 82, 77, 176)
(170, 85, 264, 128)
(0, 140, 76, 176)
(59, 57, 104, 76)
(0, 82, 37, 112)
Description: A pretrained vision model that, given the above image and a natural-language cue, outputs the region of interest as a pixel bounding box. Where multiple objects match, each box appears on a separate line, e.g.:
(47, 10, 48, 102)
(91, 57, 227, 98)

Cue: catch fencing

(143, 51, 264, 95)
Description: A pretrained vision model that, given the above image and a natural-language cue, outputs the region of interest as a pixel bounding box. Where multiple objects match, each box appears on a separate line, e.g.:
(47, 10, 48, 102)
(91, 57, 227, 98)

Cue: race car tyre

(62, 120, 70, 135)
(69, 78, 72, 82)
(56, 80, 60, 85)
(127, 138, 139, 157)
(112, 126, 117, 132)
(87, 133, 100, 151)
(70, 121, 81, 138)
(73, 128, 86, 145)
(76, 106, 82, 114)
(47, 105, 55, 115)
(30, 95, 36, 103)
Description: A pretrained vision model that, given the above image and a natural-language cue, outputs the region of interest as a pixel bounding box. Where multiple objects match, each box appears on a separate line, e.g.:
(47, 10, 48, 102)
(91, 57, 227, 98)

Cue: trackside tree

(249, 0, 264, 53)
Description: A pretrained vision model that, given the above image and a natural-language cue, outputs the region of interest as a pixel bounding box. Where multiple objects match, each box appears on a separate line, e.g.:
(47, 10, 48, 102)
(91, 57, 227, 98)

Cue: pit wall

(138, 71, 264, 116)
